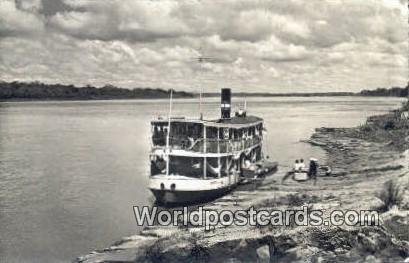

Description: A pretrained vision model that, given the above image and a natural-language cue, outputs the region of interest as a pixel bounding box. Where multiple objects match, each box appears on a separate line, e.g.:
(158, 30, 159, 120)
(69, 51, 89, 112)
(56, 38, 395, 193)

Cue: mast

(196, 55, 213, 120)
(199, 84, 203, 120)
(165, 89, 173, 176)
(203, 124, 207, 179)
(217, 127, 221, 178)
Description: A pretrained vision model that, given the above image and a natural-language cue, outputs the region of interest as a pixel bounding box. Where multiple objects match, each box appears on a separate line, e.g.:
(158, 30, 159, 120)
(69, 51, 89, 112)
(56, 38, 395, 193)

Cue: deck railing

(152, 136, 261, 153)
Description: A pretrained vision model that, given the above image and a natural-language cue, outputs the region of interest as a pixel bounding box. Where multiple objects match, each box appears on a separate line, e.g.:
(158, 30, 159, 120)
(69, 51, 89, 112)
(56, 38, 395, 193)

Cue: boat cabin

(150, 88, 264, 179)
(151, 117, 263, 153)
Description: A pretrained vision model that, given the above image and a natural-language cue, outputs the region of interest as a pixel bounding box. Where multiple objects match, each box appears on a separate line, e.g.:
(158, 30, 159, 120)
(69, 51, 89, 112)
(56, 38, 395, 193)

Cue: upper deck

(151, 115, 263, 155)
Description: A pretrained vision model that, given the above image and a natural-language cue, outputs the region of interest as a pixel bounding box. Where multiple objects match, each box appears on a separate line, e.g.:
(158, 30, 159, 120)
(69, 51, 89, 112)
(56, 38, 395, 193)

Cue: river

(0, 96, 404, 262)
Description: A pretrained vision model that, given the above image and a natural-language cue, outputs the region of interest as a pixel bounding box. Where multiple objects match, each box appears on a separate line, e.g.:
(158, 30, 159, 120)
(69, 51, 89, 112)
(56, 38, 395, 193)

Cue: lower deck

(150, 145, 263, 179)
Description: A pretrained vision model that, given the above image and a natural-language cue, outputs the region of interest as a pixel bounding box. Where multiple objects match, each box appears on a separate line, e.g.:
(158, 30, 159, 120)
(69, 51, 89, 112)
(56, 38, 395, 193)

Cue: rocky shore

(76, 102, 408, 263)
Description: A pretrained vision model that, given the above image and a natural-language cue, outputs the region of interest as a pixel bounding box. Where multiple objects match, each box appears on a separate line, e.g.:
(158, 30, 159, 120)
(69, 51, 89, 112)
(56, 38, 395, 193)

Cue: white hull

(149, 173, 240, 204)
(293, 171, 309, 181)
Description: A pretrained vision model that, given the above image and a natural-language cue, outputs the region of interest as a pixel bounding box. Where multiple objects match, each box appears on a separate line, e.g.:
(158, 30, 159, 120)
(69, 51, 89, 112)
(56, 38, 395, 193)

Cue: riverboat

(149, 89, 271, 204)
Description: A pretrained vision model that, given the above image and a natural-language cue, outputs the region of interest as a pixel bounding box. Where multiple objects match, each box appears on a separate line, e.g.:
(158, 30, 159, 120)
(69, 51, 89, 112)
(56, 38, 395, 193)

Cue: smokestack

(221, 88, 231, 119)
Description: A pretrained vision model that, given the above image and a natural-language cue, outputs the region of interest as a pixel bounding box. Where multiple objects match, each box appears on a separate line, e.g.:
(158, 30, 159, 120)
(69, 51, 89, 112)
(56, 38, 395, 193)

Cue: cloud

(16, 0, 43, 12)
(44, 0, 408, 47)
(0, 0, 407, 92)
(254, 36, 312, 62)
(48, 0, 191, 42)
(0, 0, 44, 36)
(280, 0, 407, 48)
(218, 10, 310, 42)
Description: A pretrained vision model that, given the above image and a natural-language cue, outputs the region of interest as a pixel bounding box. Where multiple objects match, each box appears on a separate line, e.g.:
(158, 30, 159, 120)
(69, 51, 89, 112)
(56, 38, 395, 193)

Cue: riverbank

(76, 102, 409, 263)
(1, 81, 407, 101)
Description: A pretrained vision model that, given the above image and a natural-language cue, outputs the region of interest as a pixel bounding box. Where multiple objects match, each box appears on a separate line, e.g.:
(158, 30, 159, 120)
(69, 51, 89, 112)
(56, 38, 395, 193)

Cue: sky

(0, 0, 407, 93)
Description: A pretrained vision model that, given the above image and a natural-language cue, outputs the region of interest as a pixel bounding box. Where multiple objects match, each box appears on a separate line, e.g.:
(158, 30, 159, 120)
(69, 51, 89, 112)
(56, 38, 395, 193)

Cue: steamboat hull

(149, 174, 240, 205)
(150, 186, 236, 205)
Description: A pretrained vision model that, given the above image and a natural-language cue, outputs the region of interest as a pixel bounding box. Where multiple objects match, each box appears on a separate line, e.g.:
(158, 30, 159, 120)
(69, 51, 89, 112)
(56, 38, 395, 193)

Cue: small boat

(293, 170, 309, 181)
(319, 165, 332, 176)
(241, 160, 278, 181)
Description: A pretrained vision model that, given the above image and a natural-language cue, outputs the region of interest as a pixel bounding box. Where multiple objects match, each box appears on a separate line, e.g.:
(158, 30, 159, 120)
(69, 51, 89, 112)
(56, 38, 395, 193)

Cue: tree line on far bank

(0, 81, 194, 100)
(0, 80, 407, 100)
(359, 86, 408, 97)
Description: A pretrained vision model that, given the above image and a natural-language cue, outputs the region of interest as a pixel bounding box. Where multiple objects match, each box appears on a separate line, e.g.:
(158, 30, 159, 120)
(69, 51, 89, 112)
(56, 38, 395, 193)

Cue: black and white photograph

(0, 0, 408, 262)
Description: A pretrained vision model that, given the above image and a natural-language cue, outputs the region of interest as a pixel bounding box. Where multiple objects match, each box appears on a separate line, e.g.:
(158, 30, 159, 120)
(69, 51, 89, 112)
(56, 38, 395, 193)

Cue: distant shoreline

(1, 94, 407, 103)
(0, 80, 407, 101)
(1, 95, 406, 103)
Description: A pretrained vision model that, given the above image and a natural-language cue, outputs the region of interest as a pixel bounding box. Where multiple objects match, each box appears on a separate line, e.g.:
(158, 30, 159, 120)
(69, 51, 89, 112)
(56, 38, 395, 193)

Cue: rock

(256, 245, 270, 263)
(381, 207, 409, 221)
(311, 202, 340, 211)
(381, 209, 409, 243)
(357, 232, 385, 254)
(283, 245, 320, 261)
(367, 197, 385, 211)
(396, 173, 409, 210)
(334, 247, 347, 254)
(316, 127, 336, 133)
(236, 239, 248, 250)
(364, 255, 382, 263)
(308, 139, 327, 147)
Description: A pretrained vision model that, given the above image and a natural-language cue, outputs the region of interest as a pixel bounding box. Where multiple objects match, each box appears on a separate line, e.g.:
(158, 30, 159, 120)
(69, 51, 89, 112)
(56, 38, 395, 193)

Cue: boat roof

(152, 115, 263, 128)
(216, 115, 262, 125)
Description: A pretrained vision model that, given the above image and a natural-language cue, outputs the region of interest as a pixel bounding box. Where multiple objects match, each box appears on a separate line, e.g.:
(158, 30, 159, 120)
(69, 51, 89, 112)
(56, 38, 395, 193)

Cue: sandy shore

(76, 103, 409, 263)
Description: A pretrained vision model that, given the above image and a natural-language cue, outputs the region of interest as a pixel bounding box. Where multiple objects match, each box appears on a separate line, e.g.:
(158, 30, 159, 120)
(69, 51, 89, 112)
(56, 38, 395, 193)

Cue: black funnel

(221, 88, 231, 119)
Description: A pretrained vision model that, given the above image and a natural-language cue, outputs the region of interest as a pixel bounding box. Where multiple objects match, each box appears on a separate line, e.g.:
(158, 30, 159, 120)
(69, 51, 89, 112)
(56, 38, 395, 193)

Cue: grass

(378, 180, 404, 212)
(353, 101, 409, 151)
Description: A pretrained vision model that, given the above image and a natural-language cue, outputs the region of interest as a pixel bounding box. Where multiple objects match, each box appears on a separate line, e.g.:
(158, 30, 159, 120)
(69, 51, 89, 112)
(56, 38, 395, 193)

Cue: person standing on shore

(309, 158, 318, 185)
(294, 159, 300, 171)
(299, 159, 306, 171)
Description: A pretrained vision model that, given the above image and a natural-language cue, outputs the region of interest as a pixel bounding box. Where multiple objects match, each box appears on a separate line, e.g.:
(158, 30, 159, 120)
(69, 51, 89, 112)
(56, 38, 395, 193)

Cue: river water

(0, 96, 404, 262)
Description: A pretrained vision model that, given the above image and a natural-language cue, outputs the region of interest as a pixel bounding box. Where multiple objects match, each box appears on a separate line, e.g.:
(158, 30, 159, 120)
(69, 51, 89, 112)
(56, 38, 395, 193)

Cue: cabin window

(205, 127, 218, 139)
(220, 128, 230, 140)
(185, 123, 203, 139)
(219, 156, 235, 177)
(165, 156, 236, 178)
(150, 155, 166, 176)
(255, 146, 262, 161)
(151, 155, 237, 177)
(152, 123, 167, 146)
(168, 156, 203, 178)
(152, 121, 204, 149)
(206, 158, 219, 178)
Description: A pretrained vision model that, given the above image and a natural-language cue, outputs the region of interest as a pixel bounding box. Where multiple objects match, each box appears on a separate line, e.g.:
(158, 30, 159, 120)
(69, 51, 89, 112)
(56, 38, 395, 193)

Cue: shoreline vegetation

(76, 101, 408, 262)
(0, 80, 407, 101)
